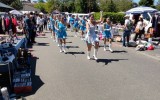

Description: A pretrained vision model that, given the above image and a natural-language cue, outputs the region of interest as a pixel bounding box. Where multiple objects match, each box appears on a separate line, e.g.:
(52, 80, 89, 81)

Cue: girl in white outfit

(86, 14, 103, 60)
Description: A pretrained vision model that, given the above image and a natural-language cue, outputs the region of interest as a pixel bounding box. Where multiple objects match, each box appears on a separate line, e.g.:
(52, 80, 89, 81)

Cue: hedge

(94, 12, 125, 24)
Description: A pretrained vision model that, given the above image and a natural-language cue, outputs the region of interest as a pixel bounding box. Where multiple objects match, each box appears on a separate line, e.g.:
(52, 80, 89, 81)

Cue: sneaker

(93, 55, 98, 60)
(51, 36, 53, 38)
(87, 56, 91, 60)
(109, 48, 113, 53)
(104, 48, 107, 51)
(58, 44, 60, 47)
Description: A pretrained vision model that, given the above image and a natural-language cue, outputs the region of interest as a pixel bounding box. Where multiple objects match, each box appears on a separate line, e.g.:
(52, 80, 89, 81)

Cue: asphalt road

(26, 30, 160, 100)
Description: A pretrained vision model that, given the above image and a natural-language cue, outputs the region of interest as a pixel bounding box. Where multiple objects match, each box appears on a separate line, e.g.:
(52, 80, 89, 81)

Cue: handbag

(135, 28, 139, 33)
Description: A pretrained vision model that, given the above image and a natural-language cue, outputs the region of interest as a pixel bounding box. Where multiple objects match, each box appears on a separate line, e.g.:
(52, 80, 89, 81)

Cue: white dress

(85, 21, 99, 44)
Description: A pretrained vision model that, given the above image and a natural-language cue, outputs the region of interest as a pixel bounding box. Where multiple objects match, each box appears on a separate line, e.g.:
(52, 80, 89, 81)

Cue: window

(143, 13, 150, 21)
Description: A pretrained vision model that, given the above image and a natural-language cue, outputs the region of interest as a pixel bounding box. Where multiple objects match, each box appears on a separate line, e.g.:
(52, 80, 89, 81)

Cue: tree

(139, 0, 154, 6)
(99, 0, 132, 12)
(114, 0, 133, 12)
(34, 2, 46, 12)
(107, 0, 117, 12)
(38, 0, 44, 3)
(10, 0, 23, 10)
(133, 2, 138, 8)
(156, 0, 160, 10)
(0, 0, 15, 5)
(74, 0, 88, 13)
(0, 0, 23, 10)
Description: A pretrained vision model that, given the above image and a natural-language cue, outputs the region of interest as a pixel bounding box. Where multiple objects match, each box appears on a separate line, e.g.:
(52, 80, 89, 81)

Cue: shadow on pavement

(66, 46, 79, 49)
(65, 52, 85, 55)
(112, 50, 127, 53)
(34, 43, 49, 46)
(30, 57, 44, 94)
(96, 59, 128, 65)
(36, 37, 48, 38)
(99, 45, 108, 47)
(66, 41, 72, 43)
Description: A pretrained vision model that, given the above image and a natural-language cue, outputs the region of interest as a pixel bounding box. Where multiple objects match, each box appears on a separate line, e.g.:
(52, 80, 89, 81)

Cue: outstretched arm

(95, 11, 103, 25)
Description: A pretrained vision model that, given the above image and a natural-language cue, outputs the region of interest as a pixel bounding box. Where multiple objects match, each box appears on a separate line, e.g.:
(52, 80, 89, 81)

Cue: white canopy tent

(9, 10, 23, 15)
(126, 6, 158, 14)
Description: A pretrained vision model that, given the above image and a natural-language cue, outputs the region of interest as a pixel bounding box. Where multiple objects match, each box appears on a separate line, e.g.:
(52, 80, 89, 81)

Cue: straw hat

(124, 14, 130, 18)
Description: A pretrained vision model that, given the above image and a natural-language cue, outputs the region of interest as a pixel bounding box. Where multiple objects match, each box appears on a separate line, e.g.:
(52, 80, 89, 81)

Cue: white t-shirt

(136, 21, 144, 30)
(36, 16, 41, 25)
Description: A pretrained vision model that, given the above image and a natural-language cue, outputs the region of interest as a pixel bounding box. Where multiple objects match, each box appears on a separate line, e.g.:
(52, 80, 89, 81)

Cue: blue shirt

(69, 17, 74, 24)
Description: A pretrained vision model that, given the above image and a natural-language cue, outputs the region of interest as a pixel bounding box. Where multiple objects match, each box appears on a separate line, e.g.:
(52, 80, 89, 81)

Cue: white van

(71, 13, 90, 19)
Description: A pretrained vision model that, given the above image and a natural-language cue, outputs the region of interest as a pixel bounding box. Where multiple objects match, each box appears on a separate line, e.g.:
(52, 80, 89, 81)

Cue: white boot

(87, 51, 91, 60)
(59, 45, 63, 53)
(93, 49, 98, 60)
(57, 40, 60, 47)
(104, 44, 107, 51)
(109, 44, 113, 53)
(75, 32, 78, 37)
(63, 45, 66, 53)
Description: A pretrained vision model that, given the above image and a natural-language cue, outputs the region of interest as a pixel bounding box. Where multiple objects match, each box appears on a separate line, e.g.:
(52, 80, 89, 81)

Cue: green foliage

(107, 0, 117, 12)
(156, 0, 160, 10)
(94, 12, 125, 24)
(99, 0, 133, 12)
(34, 3, 46, 12)
(139, 0, 154, 6)
(0, 0, 14, 5)
(38, 0, 44, 3)
(114, 0, 133, 12)
(10, 0, 23, 10)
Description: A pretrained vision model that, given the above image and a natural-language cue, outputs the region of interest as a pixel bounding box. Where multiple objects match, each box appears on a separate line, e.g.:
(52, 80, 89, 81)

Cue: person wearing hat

(123, 14, 132, 47)
(134, 16, 145, 41)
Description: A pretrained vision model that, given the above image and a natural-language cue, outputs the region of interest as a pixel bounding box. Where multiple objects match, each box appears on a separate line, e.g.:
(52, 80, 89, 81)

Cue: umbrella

(10, 10, 23, 15)
(126, 6, 157, 14)
(52, 10, 60, 14)
(0, 2, 14, 10)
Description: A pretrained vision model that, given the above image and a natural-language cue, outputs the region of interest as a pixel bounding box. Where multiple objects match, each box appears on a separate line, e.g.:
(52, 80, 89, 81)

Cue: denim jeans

(123, 30, 131, 46)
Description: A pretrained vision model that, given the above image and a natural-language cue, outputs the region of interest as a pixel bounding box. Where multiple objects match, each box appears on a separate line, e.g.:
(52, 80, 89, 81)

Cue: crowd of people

(0, 11, 159, 60)
(48, 12, 116, 60)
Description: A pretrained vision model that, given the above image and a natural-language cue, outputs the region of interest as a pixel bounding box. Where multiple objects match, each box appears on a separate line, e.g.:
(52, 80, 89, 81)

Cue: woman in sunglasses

(85, 12, 103, 60)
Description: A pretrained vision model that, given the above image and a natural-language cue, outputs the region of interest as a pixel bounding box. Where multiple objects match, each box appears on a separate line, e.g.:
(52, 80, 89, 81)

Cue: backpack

(126, 19, 132, 31)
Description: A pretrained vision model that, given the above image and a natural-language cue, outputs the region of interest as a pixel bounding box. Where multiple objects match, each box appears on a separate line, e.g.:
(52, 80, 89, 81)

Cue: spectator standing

(11, 15, 18, 35)
(134, 16, 145, 41)
(123, 15, 132, 47)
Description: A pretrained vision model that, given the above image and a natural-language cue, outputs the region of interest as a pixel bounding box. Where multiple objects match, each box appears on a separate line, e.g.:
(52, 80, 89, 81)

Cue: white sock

(94, 49, 98, 57)
(87, 51, 91, 59)
(64, 44, 66, 48)
(109, 44, 111, 49)
(59, 45, 62, 52)
(104, 44, 106, 48)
